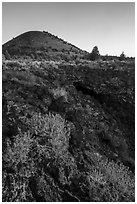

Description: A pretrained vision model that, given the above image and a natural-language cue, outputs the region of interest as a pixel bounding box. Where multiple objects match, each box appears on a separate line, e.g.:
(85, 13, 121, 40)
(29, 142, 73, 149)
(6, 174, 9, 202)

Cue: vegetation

(88, 46, 100, 61)
(2, 31, 135, 202)
(119, 51, 126, 61)
(5, 50, 11, 60)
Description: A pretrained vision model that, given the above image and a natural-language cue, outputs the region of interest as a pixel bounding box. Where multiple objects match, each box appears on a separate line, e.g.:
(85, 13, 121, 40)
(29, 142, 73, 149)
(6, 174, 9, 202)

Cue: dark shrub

(88, 46, 100, 61)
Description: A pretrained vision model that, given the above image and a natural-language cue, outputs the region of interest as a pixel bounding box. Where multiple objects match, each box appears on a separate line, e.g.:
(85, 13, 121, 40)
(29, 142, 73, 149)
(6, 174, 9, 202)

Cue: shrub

(2, 171, 34, 202)
(3, 131, 35, 202)
(24, 112, 77, 182)
(90, 156, 134, 200)
(88, 46, 100, 61)
(119, 52, 126, 61)
(28, 114, 67, 154)
(3, 131, 33, 171)
(84, 150, 134, 201)
(36, 169, 62, 201)
(3, 112, 77, 201)
(50, 87, 68, 102)
(100, 159, 135, 196)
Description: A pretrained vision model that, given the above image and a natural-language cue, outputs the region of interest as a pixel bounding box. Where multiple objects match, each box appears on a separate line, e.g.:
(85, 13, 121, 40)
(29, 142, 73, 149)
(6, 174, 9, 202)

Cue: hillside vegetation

(3, 31, 86, 61)
(2, 31, 135, 202)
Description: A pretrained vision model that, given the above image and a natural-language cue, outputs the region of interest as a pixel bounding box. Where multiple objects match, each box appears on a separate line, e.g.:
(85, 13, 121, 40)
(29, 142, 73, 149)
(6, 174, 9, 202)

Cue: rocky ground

(2, 58, 135, 202)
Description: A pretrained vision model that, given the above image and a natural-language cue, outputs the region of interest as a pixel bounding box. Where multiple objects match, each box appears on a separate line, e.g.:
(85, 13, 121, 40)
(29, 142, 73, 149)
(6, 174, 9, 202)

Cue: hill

(2, 31, 86, 60)
(2, 31, 135, 202)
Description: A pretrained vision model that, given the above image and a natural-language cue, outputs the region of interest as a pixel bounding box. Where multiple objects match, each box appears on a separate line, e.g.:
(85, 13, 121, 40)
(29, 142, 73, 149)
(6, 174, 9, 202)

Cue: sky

(2, 2, 135, 57)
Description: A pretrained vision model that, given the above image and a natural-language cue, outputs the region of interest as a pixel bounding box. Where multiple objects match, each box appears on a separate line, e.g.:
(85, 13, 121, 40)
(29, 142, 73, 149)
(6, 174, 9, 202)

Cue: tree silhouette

(119, 51, 126, 61)
(88, 46, 100, 61)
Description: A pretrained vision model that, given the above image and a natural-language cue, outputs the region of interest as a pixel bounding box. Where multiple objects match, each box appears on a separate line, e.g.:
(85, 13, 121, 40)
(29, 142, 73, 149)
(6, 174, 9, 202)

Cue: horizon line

(2, 30, 135, 58)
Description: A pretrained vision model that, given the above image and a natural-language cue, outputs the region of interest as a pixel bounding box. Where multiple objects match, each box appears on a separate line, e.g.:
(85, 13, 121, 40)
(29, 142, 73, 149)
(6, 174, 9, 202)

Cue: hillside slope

(2, 31, 135, 202)
(2, 31, 86, 59)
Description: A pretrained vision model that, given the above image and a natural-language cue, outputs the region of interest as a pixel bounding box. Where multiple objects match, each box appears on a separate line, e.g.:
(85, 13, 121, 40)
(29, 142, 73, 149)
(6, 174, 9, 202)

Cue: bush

(2, 171, 34, 202)
(3, 131, 35, 202)
(27, 113, 77, 186)
(101, 159, 135, 196)
(88, 46, 100, 61)
(119, 52, 126, 61)
(3, 112, 77, 201)
(3, 131, 33, 169)
(26, 113, 70, 155)
(50, 87, 68, 102)
(86, 153, 135, 202)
